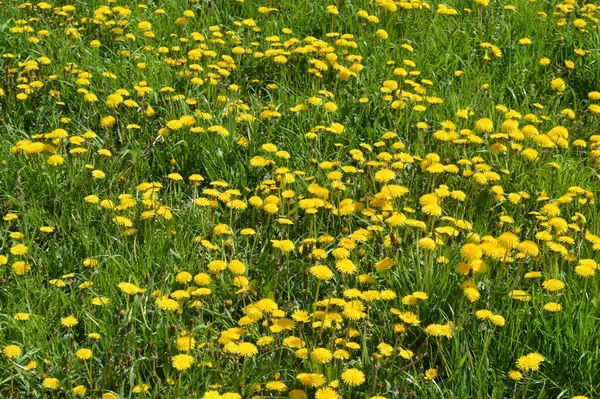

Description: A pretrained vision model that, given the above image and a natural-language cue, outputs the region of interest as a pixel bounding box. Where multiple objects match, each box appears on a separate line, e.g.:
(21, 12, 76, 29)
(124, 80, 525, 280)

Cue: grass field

(1, 0, 600, 398)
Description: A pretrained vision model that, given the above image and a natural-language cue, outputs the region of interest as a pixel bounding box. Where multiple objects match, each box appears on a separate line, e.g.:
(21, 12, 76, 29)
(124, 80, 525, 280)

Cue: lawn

(0, 0, 599, 398)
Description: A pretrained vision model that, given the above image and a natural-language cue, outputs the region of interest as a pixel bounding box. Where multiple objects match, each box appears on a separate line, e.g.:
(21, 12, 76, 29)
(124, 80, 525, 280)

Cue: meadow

(0, 0, 600, 397)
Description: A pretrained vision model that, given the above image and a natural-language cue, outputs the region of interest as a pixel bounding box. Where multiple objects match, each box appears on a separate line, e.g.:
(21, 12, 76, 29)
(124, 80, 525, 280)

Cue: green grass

(1, 0, 600, 398)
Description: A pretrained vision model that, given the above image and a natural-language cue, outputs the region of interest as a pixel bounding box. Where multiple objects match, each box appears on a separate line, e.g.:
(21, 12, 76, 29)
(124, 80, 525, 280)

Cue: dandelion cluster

(0, 0, 599, 398)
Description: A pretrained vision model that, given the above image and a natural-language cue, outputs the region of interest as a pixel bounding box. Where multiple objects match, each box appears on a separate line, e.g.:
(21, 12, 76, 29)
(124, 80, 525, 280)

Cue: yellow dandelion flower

(61, 315, 78, 327)
(47, 154, 65, 166)
(310, 265, 334, 281)
(375, 168, 395, 183)
(75, 348, 92, 360)
(315, 387, 338, 399)
(542, 279, 565, 291)
(172, 354, 194, 371)
(311, 348, 333, 364)
(424, 368, 438, 380)
(425, 323, 453, 338)
(271, 239, 295, 252)
(118, 282, 143, 295)
(460, 243, 482, 261)
(551, 78, 565, 92)
(341, 368, 365, 386)
(42, 378, 61, 389)
(544, 302, 562, 312)
(236, 342, 258, 357)
(176, 336, 196, 352)
(10, 244, 28, 255)
(3, 345, 22, 359)
(266, 381, 287, 391)
(516, 353, 544, 372)
(13, 313, 29, 321)
(508, 370, 523, 381)
(12, 261, 31, 275)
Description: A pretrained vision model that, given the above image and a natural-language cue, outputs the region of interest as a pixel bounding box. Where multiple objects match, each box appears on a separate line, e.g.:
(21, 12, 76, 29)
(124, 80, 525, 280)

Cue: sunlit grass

(0, 0, 599, 398)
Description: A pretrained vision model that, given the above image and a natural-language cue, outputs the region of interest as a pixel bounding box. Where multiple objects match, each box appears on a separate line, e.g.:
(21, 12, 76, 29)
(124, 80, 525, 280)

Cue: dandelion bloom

(42, 378, 61, 389)
(310, 265, 334, 281)
(92, 170, 106, 179)
(297, 373, 327, 387)
(463, 287, 480, 303)
(341, 368, 365, 386)
(418, 237, 436, 250)
(265, 381, 287, 391)
(489, 315, 505, 327)
(3, 345, 22, 358)
(376, 29, 389, 39)
(176, 336, 196, 352)
(271, 239, 295, 252)
(315, 387, 338, 399)
(85, 194, 100, 203)
(524, 271, 542, 279)
(399, 311, 420, 324)
(375, 168, 396, 183)
(118, 282, 143, 295)
(375, 257, 394, 271)
(156, 297, 180, 312)
(425, 323, 453, 339)
(14, 313, 29, 321)
(175, 271, 192, 284)
(236, 342, 258, 357)
(75, 348, 93, 360)
(100, 115, 116, 128)
(10, 244, 28, 255)
(336, 259, 357, 275)
(133, 384, 150, 394)
(257, 336, 274, 346)
(310, 348, 333, 364)
(508, 370, 523, 381)
(542, 279, 565, 291)
(47, 154, 65, 166)
(91, 297, 110, 306)
(475, 118, 494, 133)
(203, 392, 222, 399)
(207, 260, 228, 274)
(551, 78, 565, 92)
(228, 260, 246, 275)
(12, 261, 30, 275)
(518, 241, 539, 257)
(424, 368, 438, 380)
(497, 232, 519, 249)
(61, 315, 78, 327)
(73, 385, 87, 395)
(575, 264, 595, 277)
(172, 354, 194, 371)
(509, 290, 531, 301)
(326, 5, 339, 14)
(516, 352, 544, 372)
(289, 389, 308, 399)
(460, 243, 482, 261)
(475, 310, 493, 320)
(137, 20, 152, 30)
(544, 302, 562, 312)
